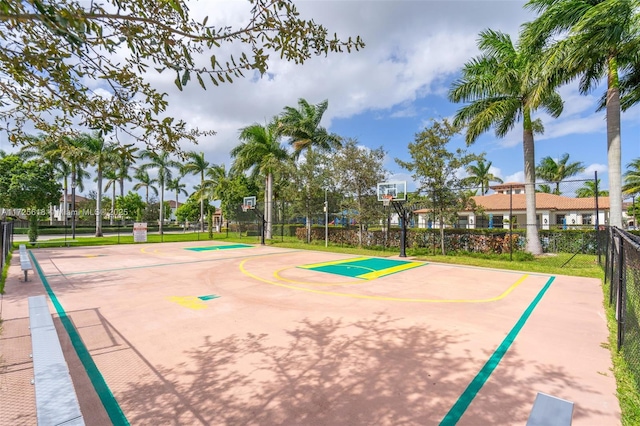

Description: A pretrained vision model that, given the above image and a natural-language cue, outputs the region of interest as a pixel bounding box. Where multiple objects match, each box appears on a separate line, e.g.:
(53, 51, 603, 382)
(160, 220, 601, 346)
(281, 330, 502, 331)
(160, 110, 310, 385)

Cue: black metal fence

(1, 221, 14, 272)
(600, 226, 640, 390)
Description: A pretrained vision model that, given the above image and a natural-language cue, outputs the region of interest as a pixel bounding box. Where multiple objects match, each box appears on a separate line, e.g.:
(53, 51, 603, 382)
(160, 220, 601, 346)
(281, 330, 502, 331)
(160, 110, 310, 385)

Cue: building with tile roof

(414, 182, 610, 230)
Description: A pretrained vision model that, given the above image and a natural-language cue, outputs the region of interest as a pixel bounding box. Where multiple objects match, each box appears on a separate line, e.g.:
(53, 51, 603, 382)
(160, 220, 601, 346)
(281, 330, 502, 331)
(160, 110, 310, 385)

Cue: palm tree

(114, 144, 139, 225)
(54, 135, 92, 237)
(166, 177, 188, 223)
(132, 169, 159, 204)
(232, 122, 289, 239)
(576, 179, 609, 198)
(536, 153, 585, 195)
(182, 152, 210, 232)
(448, 29, 563, 255)
(195, 164, 232, 228)
(82, 132, 117, 236)
(465, 160, 503, 195)
(104, 169, 118, 225)
(623, 159, 640, 196)
(523, 0, 640, 227)
(536, 184, 553, 194)
(276, 99, 342, 242)
(139, 150, 180, 235)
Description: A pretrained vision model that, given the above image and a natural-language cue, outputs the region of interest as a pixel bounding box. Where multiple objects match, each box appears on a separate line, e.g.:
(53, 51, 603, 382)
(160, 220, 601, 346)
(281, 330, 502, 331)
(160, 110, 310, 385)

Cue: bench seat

(19, 244, 32, 281)
(29, 295, 85, 425)
(527, 392, 574, 426)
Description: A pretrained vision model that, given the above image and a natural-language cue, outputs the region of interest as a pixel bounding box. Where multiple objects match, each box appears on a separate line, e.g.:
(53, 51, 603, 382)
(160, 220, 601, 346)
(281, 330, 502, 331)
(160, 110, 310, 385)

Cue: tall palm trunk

(607, 56, 622, 228)
(95, 168, 103, 236)
(199, 170, 205, 232)
(266, 173, 273, 239)
(175, 189, 179, 224)
(305, 149, 313, 243)
(119, 178, 125, 225)
(62, 177, 68, 224)
(159, 183, 165, 235)
(110, 185, 115, 226)
(523, 110, 542, 255)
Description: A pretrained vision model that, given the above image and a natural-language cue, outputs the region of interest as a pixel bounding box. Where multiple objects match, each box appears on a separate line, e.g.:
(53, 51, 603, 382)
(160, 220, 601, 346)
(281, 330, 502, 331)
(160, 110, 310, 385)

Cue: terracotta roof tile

(470, 193, 608, 212)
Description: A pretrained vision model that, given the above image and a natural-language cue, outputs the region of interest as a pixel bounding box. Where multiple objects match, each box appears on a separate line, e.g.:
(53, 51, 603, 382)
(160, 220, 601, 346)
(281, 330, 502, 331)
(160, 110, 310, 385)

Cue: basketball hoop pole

(242, 196, 265, 245)
(242, 204, 265, 245)
(389, 201, 413, 258)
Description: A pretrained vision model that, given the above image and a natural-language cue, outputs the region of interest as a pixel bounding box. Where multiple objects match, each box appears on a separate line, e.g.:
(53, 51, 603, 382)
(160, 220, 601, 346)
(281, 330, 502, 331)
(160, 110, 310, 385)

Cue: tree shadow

(113, 313, 607, 425)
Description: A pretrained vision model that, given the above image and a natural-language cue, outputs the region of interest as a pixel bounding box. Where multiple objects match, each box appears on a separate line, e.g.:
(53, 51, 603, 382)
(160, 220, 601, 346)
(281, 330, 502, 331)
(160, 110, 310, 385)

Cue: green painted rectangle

(198, 295, 220, 301)
(311, 264, 368, 278)
(304, 257, 421, 279)
(186, 244, 252, 252)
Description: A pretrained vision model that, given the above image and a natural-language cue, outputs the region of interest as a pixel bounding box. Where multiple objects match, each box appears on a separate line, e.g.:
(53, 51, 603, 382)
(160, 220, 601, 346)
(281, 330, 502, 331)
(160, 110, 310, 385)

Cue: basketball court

(1, 240, 620, 425)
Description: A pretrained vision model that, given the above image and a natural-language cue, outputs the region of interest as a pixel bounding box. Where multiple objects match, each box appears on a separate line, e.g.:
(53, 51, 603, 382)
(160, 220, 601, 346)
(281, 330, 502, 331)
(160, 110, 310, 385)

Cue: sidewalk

(0, 255, 110, 425)
(0, 257, 42, 425)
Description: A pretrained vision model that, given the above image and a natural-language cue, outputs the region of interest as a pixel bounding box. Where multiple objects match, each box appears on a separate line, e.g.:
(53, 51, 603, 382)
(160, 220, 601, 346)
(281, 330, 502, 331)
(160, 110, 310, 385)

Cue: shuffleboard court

(0, 241, 620, 425)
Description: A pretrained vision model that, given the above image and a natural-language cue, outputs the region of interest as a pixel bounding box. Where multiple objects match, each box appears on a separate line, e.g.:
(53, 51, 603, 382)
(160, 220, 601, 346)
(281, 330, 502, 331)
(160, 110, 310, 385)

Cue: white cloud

(489, 165, 503, 180)
(505, 171, 524, 183)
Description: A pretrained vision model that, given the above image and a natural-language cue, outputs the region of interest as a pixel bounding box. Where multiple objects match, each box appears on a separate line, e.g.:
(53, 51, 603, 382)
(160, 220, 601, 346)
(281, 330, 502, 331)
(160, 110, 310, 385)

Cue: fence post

(616, 234, 625, 350)
(609, 229, 616, 304)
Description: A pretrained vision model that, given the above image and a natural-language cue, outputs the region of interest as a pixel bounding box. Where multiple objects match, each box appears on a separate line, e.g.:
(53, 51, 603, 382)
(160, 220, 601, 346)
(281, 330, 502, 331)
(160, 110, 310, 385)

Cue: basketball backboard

(377, 181, 407, 201)
(243, 196, 256, 209)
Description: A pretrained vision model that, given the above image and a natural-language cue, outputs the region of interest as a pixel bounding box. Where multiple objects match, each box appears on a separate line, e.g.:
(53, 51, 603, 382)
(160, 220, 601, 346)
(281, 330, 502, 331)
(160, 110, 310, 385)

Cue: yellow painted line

(298, 257, 370, 269)
(167, 296, 208, 310)
(273, 266, 373, 286)
(358, 261, 423, 280)
(240, 258, 530, 303)
(140, 247, 162, 255)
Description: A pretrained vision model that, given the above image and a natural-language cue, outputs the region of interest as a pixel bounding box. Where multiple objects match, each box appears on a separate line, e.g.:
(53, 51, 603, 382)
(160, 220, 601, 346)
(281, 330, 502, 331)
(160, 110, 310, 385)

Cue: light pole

(71, 177, 77, 239)
(324, 189, 328, 248)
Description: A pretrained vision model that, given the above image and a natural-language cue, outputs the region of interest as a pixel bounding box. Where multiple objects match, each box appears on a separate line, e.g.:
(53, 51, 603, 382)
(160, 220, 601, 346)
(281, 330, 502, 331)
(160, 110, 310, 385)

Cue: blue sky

(146, 0, 640, 197)
(3, 0, 639, 199)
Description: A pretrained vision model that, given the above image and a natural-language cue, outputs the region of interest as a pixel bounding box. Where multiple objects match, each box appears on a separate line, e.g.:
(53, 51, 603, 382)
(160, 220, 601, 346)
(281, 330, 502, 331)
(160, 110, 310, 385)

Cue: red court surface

(0, 241, 620, 425)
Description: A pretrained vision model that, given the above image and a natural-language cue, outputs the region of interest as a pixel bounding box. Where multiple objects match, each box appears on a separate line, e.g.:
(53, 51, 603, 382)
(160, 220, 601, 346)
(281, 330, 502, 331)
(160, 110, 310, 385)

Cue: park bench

(28, 295, 85, 425)
(527, 392, 574, 426)
(19, 244, 32, 281)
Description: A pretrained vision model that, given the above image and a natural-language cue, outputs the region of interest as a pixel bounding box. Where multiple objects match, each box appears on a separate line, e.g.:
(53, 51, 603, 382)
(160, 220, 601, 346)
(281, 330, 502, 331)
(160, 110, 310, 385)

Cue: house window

(476, 215, 489, 228)
(492, 215, 503, 228)
(582, 214, 593, 225)
(556, 214, 566, 227)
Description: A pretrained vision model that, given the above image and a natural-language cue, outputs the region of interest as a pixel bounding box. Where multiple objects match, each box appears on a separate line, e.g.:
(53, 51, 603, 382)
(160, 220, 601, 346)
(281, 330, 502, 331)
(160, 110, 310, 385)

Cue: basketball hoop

(382, 194, 393, 207)
(241, 205, 250, 212)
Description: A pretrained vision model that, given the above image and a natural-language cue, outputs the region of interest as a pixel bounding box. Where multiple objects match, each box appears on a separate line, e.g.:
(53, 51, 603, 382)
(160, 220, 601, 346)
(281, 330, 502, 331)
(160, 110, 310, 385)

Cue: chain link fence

(1, 221, 14, 273)
(6, 176, 610, 265)
(600, 226, 640, 393)
(229, 176, 605, 263)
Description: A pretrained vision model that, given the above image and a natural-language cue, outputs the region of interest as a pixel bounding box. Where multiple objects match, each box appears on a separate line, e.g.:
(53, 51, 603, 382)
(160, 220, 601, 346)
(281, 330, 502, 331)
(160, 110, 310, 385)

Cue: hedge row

(294, 226, 599, 255)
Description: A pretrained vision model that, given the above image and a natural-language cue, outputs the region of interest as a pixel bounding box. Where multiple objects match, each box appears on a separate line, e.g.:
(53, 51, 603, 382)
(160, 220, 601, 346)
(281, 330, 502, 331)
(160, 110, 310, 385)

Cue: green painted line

(45, 249, 303, 277)
(198, 294, 220, 301)
(185, 244, 252, 251)
(29, 251, 130, 426)
(439, 276, 556, 425)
